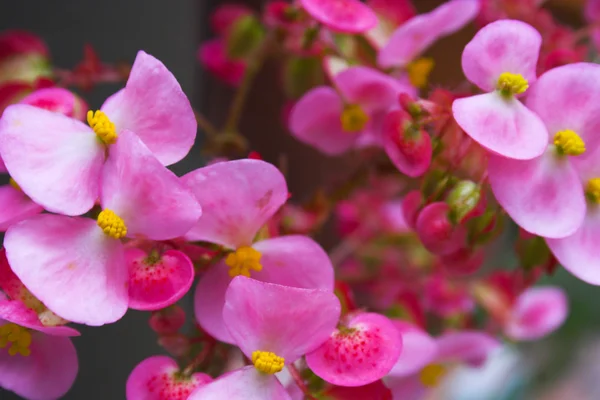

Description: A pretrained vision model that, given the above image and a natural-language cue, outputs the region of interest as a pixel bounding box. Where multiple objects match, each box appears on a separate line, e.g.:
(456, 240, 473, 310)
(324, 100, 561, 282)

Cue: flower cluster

(0, 0, 596, 399)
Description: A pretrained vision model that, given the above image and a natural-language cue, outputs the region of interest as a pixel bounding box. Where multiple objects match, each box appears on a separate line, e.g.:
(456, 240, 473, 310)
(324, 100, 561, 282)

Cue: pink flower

(299, 0, 378, 34)
(383, 322, 499, 399)
(181, 159, 334, 343)
(210, 3, 253, 36)
(126, 355, 212, 400)
(289, 66, 414, 155)
(3, 130, 202, 326)
(20, 87, 88, 121)
(488, 63, 600, 238)
(377, 0, 480, 67)
(0, 50, 196, 216)
(188, 277, 341, 400)
(452, 20, 548, 160)
(198, 38, 246, 87)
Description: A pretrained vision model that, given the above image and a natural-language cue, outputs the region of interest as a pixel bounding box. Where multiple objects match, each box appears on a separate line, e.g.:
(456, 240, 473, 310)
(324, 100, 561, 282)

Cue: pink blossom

(299, 0, 378, 34)
(198, 38, 246, 87)
(182, 159, 334, 343)
(188, 277, 341, 400)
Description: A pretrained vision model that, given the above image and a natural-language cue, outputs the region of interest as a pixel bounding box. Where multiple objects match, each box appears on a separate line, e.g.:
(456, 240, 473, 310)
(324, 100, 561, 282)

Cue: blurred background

(0, 0, 596, 399)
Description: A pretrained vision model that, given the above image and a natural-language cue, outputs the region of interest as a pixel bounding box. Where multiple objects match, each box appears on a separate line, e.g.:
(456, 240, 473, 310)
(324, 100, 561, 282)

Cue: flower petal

(0, 300, 79, 337)
(0, 333, 78, 400)
(223, 276, 340, 362)
(452, 92, 547, 160)
(0, 185, 42, 231)
(101, 51, 196, 166)
(101, 130, 202, 240)
(0, 104, 104, 215)
(461, 19, 541, 92)
(182, 159, 288, 248)
(488, 152, 585, 238)
(388, 321, 436, 378)
(4, 215, 128, 326)
(299, 0, 378, 34)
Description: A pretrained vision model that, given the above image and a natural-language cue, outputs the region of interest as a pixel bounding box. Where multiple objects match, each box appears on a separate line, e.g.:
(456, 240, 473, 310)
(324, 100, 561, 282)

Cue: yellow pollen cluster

(97, 209, 127, 239)
(497, 72, 529, 96)
(586, 178, 600, 204)
(553, 130, 586, 156)
(340, 104, 369, 133)
(9, 177, 21, 192)
(252, 350, 285, 374)
(225, 246, 263, 278)
(87, 110, 118, 145)
(419, 364, 447, 387)
(0, 323, 32, 357)
(407, 57, 435, 89)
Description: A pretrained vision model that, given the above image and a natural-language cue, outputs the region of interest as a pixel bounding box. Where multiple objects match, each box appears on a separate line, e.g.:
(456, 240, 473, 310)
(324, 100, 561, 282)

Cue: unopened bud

(447, 180, 481, 224)
(226, 15, 265, 59)
(383, 110, 432, 177)
(0, 30, 51, 84)
(149, 305, 186, 335)
(158, 334, 190, 358)
(402, 190, 423, 229)
(416, 202, 466, 255)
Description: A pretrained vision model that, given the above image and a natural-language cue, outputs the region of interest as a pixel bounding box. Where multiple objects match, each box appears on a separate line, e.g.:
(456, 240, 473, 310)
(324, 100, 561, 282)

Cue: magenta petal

(0, 300, 79, 337)
(526, 63, 600, 151)
(547, 210, 600, 285)
(224, 276, 341, 362)
(452, 92, 548, 160)
(126, 355, 212, 400)
(388, 321, 436, 378)
(435, 331, 500, 367)
(127, 248, 194, 311)
(0, 333, 78, 400)
(306, 313, 402, 387)
(4, 215, 128, 326)
(101, 51, 196, 166)
(101, 130, 202, 240)
(461, 19, 541, 92)
(288, 87, 356, 155)
(182, 159, 288, 248)
(488, 152, 585, 238)
(0, 185, 42, 231)
(189, 366, 291, 400)
(194, 262, 234, 343)
(505, 286, 567, 341)
(299, 0, 377, 34)
(0, 104, 104, 215)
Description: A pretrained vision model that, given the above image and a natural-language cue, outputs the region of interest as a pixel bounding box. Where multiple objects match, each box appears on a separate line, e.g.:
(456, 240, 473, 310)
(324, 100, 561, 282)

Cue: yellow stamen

(553, 130, 586, 156)
(252, 350, 284, 374)
(586, 178, 600, 204)
(225, 246, 263, 278)
(9, 178, 21, 192)
(340, 104, 369, 133)
(97, 209, 127, 239)
(419, 364, 447, 387)
(497, 72, 529, 96)
(87, 110, 118, 145)
(407, 57, 435, 89)
(0, 323, 32, 357)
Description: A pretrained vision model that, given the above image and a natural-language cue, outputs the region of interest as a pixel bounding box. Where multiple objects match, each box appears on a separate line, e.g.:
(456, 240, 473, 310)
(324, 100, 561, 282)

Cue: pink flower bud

(0, 30, 51, 84)
(158, 334, 190, 358)
(416, 202, 466, 255)
(198, 39, 246, 87)
(20, 87, 88, 120)
(149, 305, 186, 335)
(446, 180, 481, 224)
(441, 247, 484, 276)
(210, 3, 253, 36)
(401, 190, 423, 229)
(264, 1, 304, 29)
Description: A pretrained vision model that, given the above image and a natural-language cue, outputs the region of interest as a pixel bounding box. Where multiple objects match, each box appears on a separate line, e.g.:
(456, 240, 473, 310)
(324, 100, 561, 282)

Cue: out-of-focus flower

(198, 38, 247, 87)
(299, 0, 378, 34)
(20, 87, 88, 120)
(0, 30, 51, 85)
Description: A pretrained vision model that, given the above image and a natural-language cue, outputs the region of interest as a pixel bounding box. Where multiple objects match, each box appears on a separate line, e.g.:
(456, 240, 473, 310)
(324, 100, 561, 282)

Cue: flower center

(497, 72, 528, 97)
(225, 246, 263, 278)
(252, 350, 285, 374)
(407, 57, 435, 89)
(0, 323, 32, 357)
(586, 178, 600, 204)
(340, 104, 369, 133)
(87, 110, 118, 145)
(419, 363, 447, 387)
(553, 130, 585, 156)
(97, 209, 127, 239)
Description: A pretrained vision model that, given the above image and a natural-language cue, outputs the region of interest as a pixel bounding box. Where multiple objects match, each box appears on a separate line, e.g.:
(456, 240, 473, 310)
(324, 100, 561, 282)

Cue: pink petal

(101, 130, 202, 240)
(452, 92, 548, 160)
(288, 87, 356, 155)
(299, 0, 378, 34)
(0, 184, 43, 231)
(182, 159, 288, 248)
(526, 63, 600, 151)
(383, 111, 432, 178)
(189, 366, 291, 400)
(4, 215, 128, 326)
(306, 313, 402, 387)
(461, 19, 541, 92)
(127, 248, 194, 311)
(0, 300, 79, 336)
(435, 331, 500, 367)
(101, 51, 196, 166)
(193, 263, 233, 343)
(0, 333, 78, 400)
(0, 104, 104, 215)
(505, 286, 567, 341)
(223, 276, 340, 362)
(488, 152, 585, 238)
(388, 321, 436, 378)
(547, 210, 600, 285)
(20, 87, 87, 120)
(126, 355, 212, 400)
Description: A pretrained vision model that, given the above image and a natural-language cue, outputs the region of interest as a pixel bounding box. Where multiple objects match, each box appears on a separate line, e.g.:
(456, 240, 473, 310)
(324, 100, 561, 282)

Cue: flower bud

(20, 87, 88, 120)
(0, 30, 51, 84)
(283, 56, 324, 99)
(383, 110, 432, 177)
(149, 305, 186, 335)
(441, 247, 484, 276)
(210, 3, 252, 36)
(401, 190, 423, 229)
(226, 15, 265, 59)
(198, 39, 246, 87)
(416, 202, 466, 255)
(158, 334, 191, 358)
(264, 2, 303, 29)
(447, 180, 481, 224)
